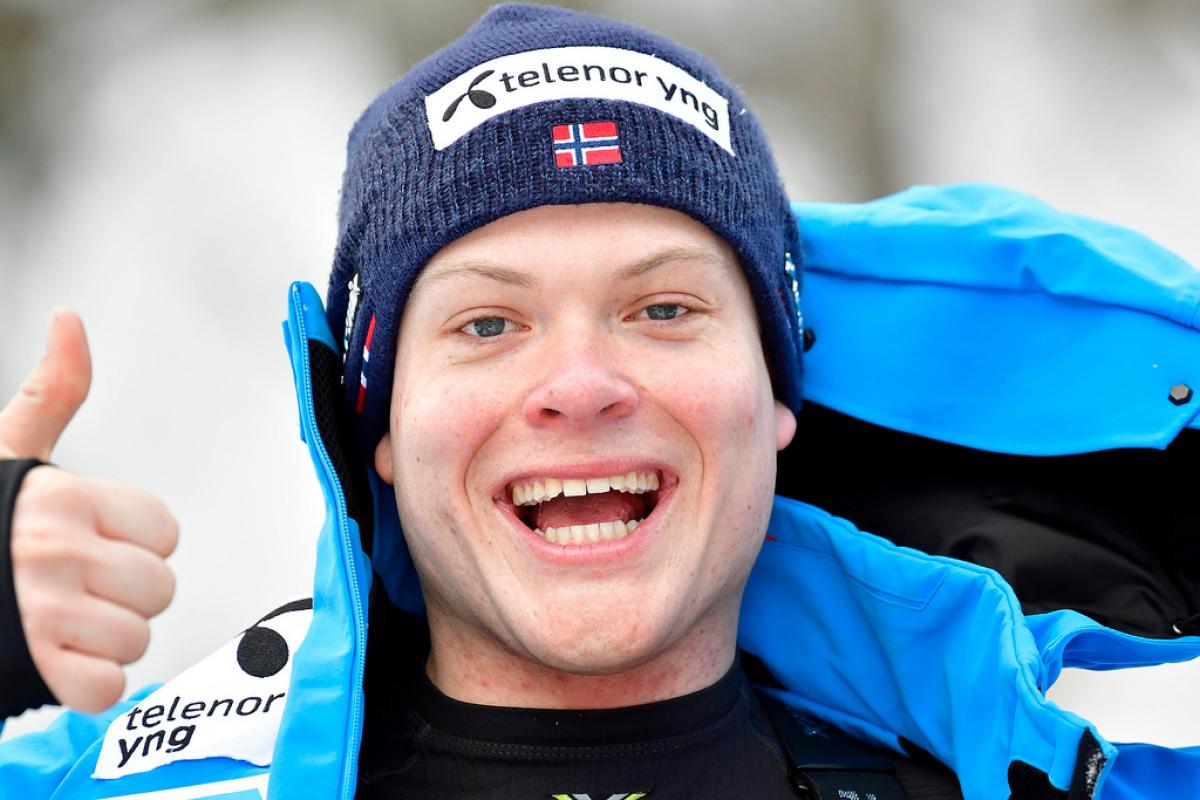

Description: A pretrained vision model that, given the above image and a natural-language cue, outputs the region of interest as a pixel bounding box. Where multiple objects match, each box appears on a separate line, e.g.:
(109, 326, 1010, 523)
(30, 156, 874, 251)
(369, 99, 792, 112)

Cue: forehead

(411, 203, 744, 296)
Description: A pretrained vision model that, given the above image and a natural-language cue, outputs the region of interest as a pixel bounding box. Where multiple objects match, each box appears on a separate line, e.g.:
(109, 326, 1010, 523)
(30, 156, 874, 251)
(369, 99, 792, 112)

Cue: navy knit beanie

(327, 3, 803, 451)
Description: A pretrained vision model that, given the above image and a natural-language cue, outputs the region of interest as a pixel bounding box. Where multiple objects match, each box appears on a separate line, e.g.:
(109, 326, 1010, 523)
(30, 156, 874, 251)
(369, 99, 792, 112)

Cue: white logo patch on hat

(92, 601, 313, 780)
(425, 46, 733, 154)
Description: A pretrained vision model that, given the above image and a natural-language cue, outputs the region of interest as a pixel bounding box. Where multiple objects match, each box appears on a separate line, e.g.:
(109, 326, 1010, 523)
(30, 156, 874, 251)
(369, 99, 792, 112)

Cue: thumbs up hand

(2, 311, 178, 714)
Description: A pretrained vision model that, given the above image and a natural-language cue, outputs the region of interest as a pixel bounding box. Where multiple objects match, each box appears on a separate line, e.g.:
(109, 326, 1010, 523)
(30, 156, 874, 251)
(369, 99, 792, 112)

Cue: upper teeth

(511, 471, 660, 506)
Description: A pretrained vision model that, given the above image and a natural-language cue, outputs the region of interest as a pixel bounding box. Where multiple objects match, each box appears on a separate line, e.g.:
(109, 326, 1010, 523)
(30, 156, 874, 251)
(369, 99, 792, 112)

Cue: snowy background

(2, 0, 1198, 746)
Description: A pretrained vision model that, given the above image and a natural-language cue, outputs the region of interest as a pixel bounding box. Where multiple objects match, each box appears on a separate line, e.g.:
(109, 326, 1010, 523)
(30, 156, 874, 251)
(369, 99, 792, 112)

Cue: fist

(2, 310, 178, 713)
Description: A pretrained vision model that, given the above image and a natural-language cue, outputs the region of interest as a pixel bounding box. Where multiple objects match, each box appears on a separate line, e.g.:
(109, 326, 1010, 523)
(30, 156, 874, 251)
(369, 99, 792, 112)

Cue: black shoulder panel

(780, 402, 1199, 639)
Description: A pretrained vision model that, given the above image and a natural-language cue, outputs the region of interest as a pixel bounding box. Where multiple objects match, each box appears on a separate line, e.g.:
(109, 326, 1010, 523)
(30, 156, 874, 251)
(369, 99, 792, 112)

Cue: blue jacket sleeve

(0, 689, 153, 797)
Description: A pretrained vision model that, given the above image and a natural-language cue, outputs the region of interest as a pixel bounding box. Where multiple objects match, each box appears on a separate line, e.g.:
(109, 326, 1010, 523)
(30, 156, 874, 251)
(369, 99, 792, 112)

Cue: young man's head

(327, 4, 803, 706)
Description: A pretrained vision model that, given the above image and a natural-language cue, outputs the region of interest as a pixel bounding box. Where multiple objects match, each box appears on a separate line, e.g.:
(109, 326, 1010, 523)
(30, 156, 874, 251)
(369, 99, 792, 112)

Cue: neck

(423, 605, 740, 709)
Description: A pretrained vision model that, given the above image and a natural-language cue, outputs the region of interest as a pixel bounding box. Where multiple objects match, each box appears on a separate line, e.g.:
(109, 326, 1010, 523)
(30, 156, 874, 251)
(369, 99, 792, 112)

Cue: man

(3, 5, 1192, 799)
(0, 6, 831, 795)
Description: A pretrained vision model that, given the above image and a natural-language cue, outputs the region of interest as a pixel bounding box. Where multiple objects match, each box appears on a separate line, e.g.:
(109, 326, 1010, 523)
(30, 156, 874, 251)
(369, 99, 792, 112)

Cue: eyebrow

(616, 245, 734, 281)
(417, 245, 733, 293)
(418, 262, 538, 291)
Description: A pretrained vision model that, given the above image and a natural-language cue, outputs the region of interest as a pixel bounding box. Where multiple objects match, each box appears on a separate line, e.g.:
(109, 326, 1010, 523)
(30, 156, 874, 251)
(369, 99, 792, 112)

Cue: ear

(374, 433, 395, 485)
(774, 400, 797, 452)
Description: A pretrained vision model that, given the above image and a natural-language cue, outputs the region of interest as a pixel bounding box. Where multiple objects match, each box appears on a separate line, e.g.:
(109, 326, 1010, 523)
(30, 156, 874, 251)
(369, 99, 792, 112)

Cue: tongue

(532, 492, 647, 530)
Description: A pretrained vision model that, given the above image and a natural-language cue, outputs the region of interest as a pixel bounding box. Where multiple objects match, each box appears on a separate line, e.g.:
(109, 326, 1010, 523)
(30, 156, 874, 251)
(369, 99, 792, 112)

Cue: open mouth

(506, 470, 666, 546)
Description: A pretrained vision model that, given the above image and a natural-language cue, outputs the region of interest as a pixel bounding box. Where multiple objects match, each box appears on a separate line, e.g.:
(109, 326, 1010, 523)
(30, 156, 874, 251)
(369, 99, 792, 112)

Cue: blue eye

(462, 316, 515, 337)
(643, 304, 687, 321)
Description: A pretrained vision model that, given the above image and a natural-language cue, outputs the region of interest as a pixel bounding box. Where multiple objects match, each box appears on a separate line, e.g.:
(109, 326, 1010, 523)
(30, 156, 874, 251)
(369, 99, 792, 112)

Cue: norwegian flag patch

(355, 313, 376, 415)
(552, 121, 622, 168)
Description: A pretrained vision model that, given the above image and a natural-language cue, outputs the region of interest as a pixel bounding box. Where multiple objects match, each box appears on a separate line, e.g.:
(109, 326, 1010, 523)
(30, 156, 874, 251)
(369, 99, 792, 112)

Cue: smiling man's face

(374, 202, 796, 707)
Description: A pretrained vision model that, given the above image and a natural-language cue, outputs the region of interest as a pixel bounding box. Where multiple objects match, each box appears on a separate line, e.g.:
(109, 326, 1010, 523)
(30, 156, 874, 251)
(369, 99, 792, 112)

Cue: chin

(509, 603, 677, 677)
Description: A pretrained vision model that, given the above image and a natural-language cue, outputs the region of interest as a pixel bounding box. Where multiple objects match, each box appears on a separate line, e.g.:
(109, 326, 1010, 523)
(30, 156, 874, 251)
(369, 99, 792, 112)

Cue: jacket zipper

(291, 285, 368, 800)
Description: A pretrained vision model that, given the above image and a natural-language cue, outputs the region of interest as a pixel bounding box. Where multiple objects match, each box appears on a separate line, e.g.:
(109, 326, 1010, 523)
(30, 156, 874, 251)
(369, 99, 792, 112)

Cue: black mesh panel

(307, 340, 375, 557)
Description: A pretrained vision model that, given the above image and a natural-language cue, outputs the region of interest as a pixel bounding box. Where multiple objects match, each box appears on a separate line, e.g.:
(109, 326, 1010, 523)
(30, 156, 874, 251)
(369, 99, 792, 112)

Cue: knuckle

(18, 599, 58, 648)
(15, 469, 90, 527)
(16, 374, 49, 410)
(143, 497, 179, 555)
(20, 589, 75, 635)
(71, 664, 125, 713)
(24, 465, 75, 501)
(161, 512, 180, 555)
(46, 595, 78, 626)
(43, 600, 83, 646)
(121, 619, 152, 663)
(94, 667, 126, 711)
(148, 563, 177, 615)
(11, 524, 83, 569)
(24, 637, 56, 677)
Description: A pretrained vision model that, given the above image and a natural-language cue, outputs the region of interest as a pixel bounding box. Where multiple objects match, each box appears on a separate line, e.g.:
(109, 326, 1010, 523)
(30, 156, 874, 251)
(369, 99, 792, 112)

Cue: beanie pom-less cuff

(326, 3, 802, 451)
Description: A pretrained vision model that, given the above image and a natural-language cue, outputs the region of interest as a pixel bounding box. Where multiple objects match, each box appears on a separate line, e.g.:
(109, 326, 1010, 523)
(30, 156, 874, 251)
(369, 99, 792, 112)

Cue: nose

(522, 338, 639, 428)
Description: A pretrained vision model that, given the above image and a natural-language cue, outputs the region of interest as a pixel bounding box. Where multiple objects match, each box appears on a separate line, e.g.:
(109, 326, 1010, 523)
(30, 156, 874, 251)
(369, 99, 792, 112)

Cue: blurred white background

(1, 0, 1197, 749)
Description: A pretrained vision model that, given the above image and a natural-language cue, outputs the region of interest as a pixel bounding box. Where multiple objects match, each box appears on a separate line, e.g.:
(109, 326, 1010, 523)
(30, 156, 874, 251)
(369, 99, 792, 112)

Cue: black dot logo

(235, 598, 313, 679)
(237, 626, 290, 679)
(442, 70, 497, 122)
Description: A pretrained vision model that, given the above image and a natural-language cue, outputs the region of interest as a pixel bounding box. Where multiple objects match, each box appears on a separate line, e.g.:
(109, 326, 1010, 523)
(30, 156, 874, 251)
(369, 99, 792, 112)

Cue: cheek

(645, 344, 776, 577)
(390, 362, 528, 532)
(393, 379, 499, 471)
(389, 379, 505, 592)
(644, 344, 768, 449)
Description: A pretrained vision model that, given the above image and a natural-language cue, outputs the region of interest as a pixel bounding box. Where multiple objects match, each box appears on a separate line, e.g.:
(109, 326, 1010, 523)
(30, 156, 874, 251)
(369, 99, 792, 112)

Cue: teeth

(510, 470, 660, 506)
(536, 518, 645, 546)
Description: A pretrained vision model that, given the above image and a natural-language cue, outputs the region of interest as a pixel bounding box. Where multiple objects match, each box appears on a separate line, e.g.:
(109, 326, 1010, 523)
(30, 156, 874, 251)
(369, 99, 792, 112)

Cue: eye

(637, 303, 690, 322)
(460, 315, 518, 338)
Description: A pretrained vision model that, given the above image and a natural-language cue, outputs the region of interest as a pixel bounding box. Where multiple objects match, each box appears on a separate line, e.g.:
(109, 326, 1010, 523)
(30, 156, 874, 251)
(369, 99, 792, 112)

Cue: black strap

(0, 459, 58, 718)
(757, 690, 911, 800)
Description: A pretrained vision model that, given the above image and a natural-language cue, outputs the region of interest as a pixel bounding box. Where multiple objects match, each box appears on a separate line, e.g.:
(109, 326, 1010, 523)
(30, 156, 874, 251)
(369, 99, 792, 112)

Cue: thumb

(0, 309, 92, 461)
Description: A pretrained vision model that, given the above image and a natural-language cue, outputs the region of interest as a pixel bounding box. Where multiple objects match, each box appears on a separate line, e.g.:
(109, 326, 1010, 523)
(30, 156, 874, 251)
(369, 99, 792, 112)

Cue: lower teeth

(536, 519, 641, 544)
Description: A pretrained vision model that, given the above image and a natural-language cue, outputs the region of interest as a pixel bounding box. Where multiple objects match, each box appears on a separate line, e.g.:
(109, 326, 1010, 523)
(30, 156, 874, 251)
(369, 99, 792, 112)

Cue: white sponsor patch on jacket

(424, 46, 733, 154)
(93, 602, 313, 780)
(99, 774, 268, 799)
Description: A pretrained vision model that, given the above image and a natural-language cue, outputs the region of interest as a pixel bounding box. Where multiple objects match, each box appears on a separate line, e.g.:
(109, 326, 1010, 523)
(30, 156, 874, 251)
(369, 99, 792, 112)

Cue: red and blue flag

(552, 121, 622, 168)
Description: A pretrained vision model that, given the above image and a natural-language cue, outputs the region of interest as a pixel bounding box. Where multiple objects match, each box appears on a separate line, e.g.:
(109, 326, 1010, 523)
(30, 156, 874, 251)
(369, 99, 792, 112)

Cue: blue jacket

(2, 184, 1197, 800)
